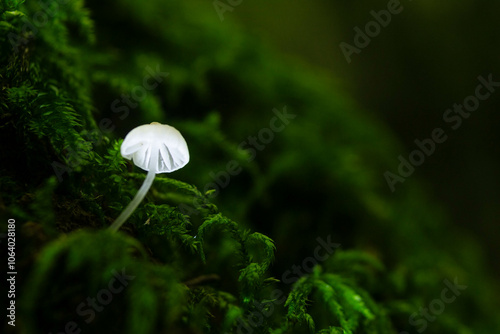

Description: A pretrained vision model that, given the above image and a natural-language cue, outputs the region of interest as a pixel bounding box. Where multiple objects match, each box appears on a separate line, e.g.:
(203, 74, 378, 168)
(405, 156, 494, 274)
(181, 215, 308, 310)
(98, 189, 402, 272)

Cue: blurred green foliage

(230, 0, 500, 270)
(0, 1, 498, 333)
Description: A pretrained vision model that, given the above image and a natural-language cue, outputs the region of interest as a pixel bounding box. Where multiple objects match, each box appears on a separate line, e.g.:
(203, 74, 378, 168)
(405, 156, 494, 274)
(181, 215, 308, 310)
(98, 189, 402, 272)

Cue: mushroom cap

(121, 122, 190, 173)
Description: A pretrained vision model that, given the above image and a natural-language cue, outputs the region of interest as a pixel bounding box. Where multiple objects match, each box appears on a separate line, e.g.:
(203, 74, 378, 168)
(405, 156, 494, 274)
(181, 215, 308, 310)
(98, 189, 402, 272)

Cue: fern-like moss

(1, 1, 498, 334)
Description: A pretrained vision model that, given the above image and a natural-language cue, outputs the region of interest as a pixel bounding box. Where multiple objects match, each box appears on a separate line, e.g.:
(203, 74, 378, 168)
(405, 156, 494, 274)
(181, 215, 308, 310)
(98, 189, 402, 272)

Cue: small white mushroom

(109, 122, 189, 232)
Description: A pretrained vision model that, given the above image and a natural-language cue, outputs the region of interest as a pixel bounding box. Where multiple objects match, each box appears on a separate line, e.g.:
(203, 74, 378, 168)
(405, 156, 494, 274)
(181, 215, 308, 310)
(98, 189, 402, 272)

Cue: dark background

(211, 0, 500, 275)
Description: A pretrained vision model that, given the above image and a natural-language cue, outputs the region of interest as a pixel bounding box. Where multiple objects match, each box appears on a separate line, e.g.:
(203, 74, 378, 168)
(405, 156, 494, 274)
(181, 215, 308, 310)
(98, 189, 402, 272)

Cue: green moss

(1, 1, 498, 333)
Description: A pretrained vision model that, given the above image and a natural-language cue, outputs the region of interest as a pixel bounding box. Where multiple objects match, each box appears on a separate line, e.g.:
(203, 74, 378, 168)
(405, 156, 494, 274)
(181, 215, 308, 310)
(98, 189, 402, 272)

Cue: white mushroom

(109, 122, 189, 232)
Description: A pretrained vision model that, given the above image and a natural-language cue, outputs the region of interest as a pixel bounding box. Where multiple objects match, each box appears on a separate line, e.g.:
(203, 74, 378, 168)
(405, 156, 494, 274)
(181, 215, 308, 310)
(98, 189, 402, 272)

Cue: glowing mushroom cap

(121, 122, 189, 173)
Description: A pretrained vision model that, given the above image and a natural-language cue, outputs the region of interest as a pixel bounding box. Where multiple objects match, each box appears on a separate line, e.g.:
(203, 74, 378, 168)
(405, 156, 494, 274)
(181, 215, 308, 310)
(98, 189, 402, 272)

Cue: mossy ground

(1, 1, 499, 333)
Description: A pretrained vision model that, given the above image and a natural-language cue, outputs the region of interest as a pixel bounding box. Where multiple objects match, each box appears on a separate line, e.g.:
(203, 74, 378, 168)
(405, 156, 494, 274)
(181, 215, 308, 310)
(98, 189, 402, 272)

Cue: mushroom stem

(109, 147, 159, 232)
(109, 169, 156, 232)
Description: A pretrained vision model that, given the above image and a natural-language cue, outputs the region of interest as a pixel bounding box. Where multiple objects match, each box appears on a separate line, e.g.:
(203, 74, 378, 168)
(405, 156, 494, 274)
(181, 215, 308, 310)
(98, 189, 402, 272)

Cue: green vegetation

(1, 0, 498, 333)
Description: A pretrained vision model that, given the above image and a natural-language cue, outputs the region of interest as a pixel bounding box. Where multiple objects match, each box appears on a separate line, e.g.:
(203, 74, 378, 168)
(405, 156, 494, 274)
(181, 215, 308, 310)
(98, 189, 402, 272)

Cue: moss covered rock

(1, 1, 498, 333)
